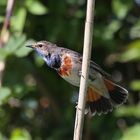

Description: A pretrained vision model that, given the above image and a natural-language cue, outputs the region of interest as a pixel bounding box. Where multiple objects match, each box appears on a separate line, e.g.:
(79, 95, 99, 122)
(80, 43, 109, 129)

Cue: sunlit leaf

(119, 40, 140, 62)
(12, 8, 27, 32)
(119, 124, 140, 140)
(0, 16, 4, 23)
(3, 34, 26, 55)
(115, 105, 140, 118)
(130, 80, 140, 91)
(0, 87, 11, 105)
(14, 40, 34, 57)
(112, 0, 133, 19)
(103, 20, 122, 40)
(10, 128, 32, 140)
(26, 0, 48, 15)
(14, 46, 32, 57)
(130, 20, 140, 39)
(0, 49, 8, 60)
(0, 132, 4, 140)
(0, 0, 7, 5)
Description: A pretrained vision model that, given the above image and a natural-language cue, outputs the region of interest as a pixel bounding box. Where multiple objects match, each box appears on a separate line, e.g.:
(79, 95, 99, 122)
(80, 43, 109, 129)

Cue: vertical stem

(73, 0, 95, 140)
(0, 0, 15, 47)
(0, 0, 15, 87)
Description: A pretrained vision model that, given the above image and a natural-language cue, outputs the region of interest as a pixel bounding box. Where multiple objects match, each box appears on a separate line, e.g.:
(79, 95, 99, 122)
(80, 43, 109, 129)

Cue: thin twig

(73, 0, 95, 140)
(0, 0, 14, 47)
(0, 0, 15, 88)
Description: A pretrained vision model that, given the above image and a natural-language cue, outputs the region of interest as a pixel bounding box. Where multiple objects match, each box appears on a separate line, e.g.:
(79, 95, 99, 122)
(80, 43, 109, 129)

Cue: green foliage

(130, 19, 140, 39)
(0, 34, 32, 60)
(0, 0, 140, 140)
(112, 0, 133, 19)
(102, 19, 122, 40)
(0, 87, 11, 105)
(130, 80, 140, 91)
(10, 128, 32, 140)
(119, 124, 140, 140)
(25, 0, 48, 15)
(12, 7, 27, 32)
(119, 40, 140, 62)
(115, 105, 140, 118)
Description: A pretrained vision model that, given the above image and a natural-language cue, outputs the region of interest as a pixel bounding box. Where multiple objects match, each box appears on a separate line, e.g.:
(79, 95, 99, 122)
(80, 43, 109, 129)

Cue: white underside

(60, 66, 109, 99)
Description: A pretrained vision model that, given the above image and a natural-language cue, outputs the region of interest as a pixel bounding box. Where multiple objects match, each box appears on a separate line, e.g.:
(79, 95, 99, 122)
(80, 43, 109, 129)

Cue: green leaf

(14, 40, 34, 57)
(119, 40, 140, 62)
(0, 49, 8, 60)
(12, 7, 27, 32)
(4, 34, 26, 56)
(0, 16, 4, 23)
(130, 19, 140, 39)
(112, 0, 133, 19)
(10, 128, 32, 140)
(130, 80, 140, 91)
(119, 124, 140, 140)
(4, 34, 26, 54)
(14, 46, 32, 57)
(115, 105, 140, 118)
(103, 20, 122, 40)
(0, 35, 34, 59)
(26, 0, 48, 15)
(0, 0, 7, 5)
(0, 87, 11, 105)
(0, 133, 4, 140)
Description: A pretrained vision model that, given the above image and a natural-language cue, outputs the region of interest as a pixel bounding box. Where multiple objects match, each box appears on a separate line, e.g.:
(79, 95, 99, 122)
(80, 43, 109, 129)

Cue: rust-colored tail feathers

(104, 79, 128, 106)
(86, 79, 128, 115)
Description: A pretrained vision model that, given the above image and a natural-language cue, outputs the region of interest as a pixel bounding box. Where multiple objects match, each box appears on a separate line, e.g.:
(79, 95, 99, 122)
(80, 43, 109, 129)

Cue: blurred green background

(0, 0, 140, 140)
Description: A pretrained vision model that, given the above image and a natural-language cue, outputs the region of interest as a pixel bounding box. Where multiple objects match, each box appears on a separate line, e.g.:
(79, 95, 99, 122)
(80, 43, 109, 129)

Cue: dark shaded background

(0, 0, 140, 140)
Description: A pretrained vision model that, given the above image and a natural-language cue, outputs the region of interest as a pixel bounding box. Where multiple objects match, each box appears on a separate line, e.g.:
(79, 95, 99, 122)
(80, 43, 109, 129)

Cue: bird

(26, 41, 128, 115)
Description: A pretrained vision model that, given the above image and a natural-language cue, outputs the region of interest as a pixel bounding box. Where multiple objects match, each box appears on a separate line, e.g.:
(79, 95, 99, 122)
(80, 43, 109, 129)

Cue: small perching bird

(26, 41, 128, 115)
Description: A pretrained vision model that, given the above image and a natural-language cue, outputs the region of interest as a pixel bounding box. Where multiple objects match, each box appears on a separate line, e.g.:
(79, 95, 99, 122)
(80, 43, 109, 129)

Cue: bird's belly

(60, 70, 80, 87)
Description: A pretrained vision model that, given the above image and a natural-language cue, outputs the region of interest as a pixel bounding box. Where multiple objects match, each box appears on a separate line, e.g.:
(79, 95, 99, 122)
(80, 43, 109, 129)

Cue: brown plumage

(27, 41, 128, 116)
(86, 79, 128, 115)
(58, 54, 72, 76)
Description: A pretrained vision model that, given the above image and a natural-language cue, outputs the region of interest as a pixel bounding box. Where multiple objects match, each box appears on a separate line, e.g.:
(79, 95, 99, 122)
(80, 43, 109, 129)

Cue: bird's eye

(38, 44, 43, 48)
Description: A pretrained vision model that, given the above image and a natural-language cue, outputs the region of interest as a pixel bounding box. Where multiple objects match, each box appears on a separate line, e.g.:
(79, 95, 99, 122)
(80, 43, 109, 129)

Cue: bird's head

(26, 41, 61, 69)
(26, 41, 54, 57)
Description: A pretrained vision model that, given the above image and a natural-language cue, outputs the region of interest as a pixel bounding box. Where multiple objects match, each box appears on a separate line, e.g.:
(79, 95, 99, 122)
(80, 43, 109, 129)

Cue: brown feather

(104, 78, 115, 91)
(58, 55, 72, 76)
(87, 86, 101, 102)
(86, 86, 113, 115)
(104, 78, 128, 106)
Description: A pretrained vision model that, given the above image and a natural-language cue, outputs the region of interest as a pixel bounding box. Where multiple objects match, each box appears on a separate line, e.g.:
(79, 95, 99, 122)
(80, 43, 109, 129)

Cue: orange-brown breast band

(58, 54, 72, 76)
(86, 86, 101, 102)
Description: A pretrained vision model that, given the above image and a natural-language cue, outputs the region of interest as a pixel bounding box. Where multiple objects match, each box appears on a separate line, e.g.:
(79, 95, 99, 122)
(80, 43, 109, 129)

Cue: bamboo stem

(73, 0, 95, 140)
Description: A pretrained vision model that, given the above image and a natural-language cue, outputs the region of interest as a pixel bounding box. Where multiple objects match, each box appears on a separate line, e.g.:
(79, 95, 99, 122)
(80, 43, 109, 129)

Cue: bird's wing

(59, 47, 112, 79)
(90, 60, 112, 80)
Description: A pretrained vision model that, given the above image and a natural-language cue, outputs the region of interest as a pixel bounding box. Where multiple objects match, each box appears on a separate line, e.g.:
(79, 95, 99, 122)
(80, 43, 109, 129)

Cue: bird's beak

(26, 45, 33, 48)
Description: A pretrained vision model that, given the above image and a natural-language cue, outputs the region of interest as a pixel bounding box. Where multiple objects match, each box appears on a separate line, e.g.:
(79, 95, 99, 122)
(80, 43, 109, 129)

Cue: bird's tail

(104, 78, 128, 106)
(86, 80, 128, 115)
